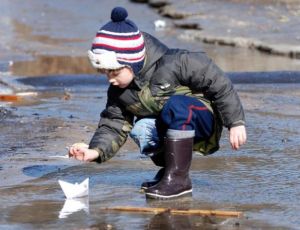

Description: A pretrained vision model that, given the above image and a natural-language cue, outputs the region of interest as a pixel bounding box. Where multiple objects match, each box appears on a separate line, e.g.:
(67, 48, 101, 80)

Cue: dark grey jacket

(89, 32, 245, 163)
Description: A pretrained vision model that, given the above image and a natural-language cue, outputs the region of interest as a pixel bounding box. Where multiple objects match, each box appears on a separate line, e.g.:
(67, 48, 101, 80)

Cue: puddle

(22, 165, 70, 178)
(1, 74, 300, 229)
(10, 56, 94, 77)
(0, 0, 300, 229)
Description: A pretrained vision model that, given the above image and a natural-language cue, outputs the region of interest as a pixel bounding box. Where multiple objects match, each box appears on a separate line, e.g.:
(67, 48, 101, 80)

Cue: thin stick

(103, 206, 243, 218)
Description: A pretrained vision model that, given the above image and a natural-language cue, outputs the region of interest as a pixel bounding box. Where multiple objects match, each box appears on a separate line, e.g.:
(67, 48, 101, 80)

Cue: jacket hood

(133, 32, 168, 86)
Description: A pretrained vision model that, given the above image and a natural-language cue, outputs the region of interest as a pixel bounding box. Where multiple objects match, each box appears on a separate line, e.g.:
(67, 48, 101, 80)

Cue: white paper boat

(59, 197, 89, 219)
(58, 178, 89, 199)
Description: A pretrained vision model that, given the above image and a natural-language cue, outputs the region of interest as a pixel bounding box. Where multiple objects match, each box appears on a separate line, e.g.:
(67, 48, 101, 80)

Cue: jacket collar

(133, 32, 169, 87)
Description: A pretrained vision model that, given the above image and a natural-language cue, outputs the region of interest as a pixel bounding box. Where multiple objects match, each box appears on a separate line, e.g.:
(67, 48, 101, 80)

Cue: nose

(108, 77, 118, 85)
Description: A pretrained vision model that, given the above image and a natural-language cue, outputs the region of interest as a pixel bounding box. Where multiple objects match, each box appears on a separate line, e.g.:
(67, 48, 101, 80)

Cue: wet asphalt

(1, 0, 300, 229)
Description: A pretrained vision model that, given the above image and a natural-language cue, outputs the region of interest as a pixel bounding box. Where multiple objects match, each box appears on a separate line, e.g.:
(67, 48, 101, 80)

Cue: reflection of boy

(69, 7, 247, 199)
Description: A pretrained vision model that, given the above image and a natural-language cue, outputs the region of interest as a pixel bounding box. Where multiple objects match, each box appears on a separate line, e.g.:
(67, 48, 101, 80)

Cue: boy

(69, 7, 247, 199)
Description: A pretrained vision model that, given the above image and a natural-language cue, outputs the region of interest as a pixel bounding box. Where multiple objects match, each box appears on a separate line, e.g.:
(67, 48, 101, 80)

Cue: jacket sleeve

(89, 85, 134, 163)
(179, 52, 245, 128)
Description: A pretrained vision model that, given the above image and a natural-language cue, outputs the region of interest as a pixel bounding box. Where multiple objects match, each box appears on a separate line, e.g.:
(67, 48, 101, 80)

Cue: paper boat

(58, 178, 89, 199)
(59, 197, 89, 219)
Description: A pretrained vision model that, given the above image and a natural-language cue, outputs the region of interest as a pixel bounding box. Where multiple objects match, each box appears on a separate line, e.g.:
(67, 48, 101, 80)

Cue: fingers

(67, 143, 99, 162)
(72, 142, 89, 148)
(240, 129, 247, 146)
(230, 133, 238, 150)
(230, 134, 246, 150)
(229, 126, 247, 150)
(68, 146, 85, 161)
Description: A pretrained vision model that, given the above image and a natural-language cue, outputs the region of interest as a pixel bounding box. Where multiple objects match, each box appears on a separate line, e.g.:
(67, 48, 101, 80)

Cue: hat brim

(88, 50, 125, 70)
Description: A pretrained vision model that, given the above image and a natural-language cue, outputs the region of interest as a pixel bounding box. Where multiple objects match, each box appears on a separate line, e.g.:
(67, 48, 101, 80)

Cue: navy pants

(130, 95, 214, 154)
(160, 95, 214, 141)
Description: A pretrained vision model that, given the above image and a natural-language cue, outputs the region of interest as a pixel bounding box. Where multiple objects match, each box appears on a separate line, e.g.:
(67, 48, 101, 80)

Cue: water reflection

(22, 164, 69, 178)
(148, 212, 194, 229)
(10, 55, 95, 77)
(59, 197, 89, 219)
(148, 212, 225, 229)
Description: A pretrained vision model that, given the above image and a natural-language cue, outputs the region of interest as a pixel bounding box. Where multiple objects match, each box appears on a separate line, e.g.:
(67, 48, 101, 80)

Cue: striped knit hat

(90, 7, 145, 75)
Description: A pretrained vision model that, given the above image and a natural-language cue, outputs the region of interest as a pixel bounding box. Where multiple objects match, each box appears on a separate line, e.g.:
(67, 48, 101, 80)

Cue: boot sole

(145, 189, 192, 199)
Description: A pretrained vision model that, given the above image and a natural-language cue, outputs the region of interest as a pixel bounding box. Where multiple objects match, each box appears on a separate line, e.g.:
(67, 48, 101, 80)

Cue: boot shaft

(145, 131, 194, 199)
(164, 137, 193, 174)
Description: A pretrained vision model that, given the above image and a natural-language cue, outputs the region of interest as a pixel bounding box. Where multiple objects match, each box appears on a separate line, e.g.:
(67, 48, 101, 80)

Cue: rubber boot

(141, 150, 165, 190)
(145, 129, 194, 199)
(141, 167, 165, 190)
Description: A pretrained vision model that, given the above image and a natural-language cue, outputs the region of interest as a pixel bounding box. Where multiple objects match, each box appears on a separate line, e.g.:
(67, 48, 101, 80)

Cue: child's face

(101, 67, 134, 88)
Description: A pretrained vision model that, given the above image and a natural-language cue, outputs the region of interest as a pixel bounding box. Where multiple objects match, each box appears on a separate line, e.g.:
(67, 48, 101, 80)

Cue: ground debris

(0, 107, 14, 120)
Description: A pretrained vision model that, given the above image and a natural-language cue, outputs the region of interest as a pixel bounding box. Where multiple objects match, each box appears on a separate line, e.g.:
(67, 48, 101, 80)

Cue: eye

(112, 69, 121, 75)
(109, 71, 117, 76)
(98, 69, 106, 74)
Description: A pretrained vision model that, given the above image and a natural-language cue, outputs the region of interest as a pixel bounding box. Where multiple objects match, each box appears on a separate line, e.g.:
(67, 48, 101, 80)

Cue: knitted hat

(90, 7, 145, 75)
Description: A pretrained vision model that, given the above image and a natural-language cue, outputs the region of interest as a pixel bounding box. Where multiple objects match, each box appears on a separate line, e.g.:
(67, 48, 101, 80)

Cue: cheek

(120, 74, 133, 84)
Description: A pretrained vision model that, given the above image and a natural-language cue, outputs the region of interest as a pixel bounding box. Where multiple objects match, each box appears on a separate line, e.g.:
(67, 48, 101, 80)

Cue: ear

(124, 66, 133, 73)
(125, 66, 135, 78)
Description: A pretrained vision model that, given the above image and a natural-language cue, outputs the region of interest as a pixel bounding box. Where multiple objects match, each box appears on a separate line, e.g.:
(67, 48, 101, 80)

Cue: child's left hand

(229, 125, 247, 150)
(68, 142, 100, 162)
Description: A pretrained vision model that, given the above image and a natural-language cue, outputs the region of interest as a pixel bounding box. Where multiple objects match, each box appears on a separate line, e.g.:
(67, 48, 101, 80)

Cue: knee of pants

(130, 118, 155, 139)
(160, 95, 214, 138)
(129, 118, 158, 152)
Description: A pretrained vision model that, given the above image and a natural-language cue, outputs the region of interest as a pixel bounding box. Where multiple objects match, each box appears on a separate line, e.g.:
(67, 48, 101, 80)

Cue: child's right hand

(68, 142, 100, 162)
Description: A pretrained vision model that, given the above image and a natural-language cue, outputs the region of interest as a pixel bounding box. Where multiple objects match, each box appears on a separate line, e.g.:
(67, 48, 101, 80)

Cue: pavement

(134, 0, 300, 58)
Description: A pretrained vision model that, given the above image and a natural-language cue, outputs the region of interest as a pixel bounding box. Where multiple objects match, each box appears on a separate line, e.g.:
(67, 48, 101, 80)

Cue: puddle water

(1, 73, 300, 229)
(1, 0, 300, 229)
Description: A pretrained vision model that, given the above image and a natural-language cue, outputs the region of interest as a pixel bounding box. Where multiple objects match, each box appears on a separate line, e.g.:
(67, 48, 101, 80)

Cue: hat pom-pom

(111, 7, 128, 22)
